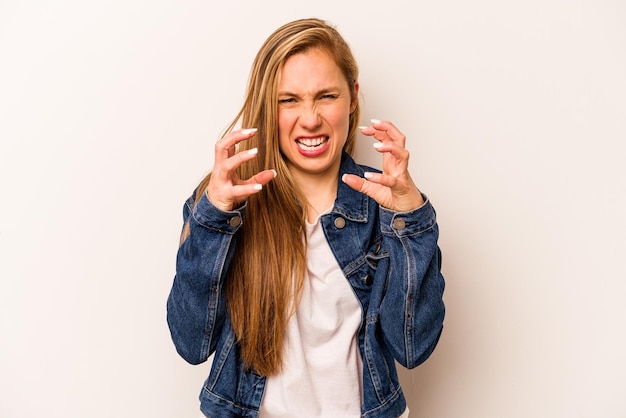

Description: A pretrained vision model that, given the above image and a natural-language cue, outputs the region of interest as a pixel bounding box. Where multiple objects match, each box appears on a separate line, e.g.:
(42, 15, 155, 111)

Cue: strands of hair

(182, 18, 360, 375)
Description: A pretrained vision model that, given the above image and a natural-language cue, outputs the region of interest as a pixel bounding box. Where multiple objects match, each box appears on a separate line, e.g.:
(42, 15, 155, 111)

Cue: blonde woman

(167, 18, 445, 418)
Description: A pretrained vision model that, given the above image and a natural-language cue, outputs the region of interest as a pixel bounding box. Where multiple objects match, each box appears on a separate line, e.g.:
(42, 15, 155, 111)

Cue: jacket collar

(332, 152, 371, 223)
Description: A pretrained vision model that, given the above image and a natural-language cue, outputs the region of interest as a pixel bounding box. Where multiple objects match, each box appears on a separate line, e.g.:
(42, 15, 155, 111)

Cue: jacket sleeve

(378, 196, 445, 369)
(166, 191, 244, 365)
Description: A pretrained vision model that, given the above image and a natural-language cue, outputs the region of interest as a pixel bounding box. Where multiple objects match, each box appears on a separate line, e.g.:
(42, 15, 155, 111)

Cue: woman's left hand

(342, 119, 424, 212)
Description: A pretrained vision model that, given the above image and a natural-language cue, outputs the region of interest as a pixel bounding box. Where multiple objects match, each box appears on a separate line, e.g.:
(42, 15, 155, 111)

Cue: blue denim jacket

(167, 153, 445, 418)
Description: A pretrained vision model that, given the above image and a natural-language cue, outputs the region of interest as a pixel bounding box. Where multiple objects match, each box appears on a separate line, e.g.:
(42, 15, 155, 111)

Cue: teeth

(297, 136, 326, 149)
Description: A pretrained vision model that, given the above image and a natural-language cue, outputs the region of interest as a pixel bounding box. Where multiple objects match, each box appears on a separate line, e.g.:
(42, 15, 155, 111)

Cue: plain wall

(1, 0, 625, 417)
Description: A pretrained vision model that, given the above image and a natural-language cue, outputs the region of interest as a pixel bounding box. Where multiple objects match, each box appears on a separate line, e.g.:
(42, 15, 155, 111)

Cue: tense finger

(362, 119, 406, 147)
(211, 147, 260, 185)
(372, 141, 410, 168)
(215, 128, 258, 161)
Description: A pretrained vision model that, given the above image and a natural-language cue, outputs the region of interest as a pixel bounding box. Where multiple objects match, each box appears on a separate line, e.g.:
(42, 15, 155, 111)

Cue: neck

(290, 168, 339, 223)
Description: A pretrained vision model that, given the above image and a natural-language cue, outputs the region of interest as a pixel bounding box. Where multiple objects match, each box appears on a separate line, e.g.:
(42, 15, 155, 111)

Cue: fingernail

(370, 119, 381, 124)
(253, 184, 262, 190)
(242, 128, 258, 134)
(364, 172, 375, 179)
(372, 142, 383, 149)
(271, 169, 277, 178)
(248, 147, 258, 155)
(358, 125, 369, 130)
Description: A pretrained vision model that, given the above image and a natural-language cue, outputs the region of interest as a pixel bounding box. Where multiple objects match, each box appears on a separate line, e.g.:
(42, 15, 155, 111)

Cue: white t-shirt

(197, 214, 411, 418)
(259, 213, 363, 418)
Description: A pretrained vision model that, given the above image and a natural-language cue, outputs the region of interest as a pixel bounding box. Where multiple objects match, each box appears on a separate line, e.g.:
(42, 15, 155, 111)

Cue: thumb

(341, 173, 366, 193)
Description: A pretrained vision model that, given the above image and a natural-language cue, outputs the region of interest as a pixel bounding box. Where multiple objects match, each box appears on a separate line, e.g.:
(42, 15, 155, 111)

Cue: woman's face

(277, 48, 357, 182)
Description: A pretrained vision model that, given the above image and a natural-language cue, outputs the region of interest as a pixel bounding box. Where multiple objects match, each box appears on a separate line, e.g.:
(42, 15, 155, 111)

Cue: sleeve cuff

(190, 191, 247, 234)
(379, 194, 437, 236)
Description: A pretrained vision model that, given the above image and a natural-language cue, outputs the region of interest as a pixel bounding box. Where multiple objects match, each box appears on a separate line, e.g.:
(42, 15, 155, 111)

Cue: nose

(299, 103, 321, 131)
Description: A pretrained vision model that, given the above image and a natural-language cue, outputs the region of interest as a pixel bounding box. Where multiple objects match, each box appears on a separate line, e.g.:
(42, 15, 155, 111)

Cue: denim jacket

(167, 153, 445, 418)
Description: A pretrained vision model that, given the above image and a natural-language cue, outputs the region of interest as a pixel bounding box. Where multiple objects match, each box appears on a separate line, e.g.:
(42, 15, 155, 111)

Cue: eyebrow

(277, 87, 343, 97)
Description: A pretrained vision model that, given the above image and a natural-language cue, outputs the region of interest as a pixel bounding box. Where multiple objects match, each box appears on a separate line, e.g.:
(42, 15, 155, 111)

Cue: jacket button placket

(334, 217, 346, 229)
(392, 218, 406, 230)
(229, 216, 242, 228)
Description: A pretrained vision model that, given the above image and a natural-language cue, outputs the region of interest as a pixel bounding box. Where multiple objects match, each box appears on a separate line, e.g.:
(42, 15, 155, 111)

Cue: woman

(167, 18, 445, 418)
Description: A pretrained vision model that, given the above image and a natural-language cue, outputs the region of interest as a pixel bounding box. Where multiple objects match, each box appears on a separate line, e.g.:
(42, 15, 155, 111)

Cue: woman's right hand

(205, 128, 277, 211)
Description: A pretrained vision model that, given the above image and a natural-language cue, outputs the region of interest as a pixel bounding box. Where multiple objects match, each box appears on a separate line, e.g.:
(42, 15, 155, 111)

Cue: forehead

(278, 48, 348, 92)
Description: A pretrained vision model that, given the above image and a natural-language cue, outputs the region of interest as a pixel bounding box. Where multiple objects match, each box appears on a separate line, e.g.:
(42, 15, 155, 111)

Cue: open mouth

(296, 136, 329, 151)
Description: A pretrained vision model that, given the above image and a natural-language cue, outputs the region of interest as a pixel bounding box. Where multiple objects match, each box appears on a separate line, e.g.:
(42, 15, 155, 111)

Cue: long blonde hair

(184, 18, 361, 376)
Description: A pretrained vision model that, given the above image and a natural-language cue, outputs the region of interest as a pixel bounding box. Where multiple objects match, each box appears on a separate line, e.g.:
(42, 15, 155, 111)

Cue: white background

(1, 1, 625, 417)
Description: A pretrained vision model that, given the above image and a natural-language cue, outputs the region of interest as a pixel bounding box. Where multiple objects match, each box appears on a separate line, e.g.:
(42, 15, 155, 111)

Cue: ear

(350, 81, 360, 113)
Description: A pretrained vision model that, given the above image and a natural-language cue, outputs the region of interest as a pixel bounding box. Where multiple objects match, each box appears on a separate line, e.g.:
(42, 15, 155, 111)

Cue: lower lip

(296, 139, 330, 157)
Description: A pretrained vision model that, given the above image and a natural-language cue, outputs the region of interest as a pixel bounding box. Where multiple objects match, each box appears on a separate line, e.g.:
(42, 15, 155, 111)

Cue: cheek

(326, 105, 351, 130)
(277, 109, 295, 132)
